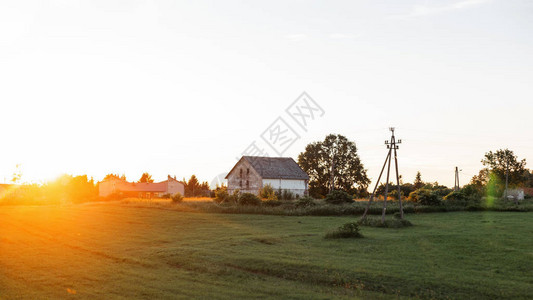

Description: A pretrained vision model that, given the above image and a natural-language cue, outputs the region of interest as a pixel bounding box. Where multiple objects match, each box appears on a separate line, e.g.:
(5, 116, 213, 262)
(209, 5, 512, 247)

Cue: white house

(506, 189, 525, 201)
(226, 156, 309, 196)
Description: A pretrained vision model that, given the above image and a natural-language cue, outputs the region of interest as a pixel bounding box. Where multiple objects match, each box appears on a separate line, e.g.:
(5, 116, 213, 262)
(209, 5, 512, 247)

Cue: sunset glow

(0, 1, 531, 187)
(1, 2, 532, 298)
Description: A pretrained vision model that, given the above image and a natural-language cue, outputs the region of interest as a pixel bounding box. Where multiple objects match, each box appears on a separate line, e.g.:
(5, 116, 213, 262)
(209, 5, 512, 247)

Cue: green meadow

(1, 203, 531, 299)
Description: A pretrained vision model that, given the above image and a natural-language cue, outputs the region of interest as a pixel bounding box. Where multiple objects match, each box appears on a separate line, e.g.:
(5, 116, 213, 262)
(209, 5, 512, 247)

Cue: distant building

(506, 189, 525, 201)
(226, 156, 309, 196)
(98, 175, 184, 198)
(523, 187, 533, 198)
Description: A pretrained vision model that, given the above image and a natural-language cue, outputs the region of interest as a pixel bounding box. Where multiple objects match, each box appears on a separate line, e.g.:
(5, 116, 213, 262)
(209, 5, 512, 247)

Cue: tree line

(0, 172, 213, 205)
(2, 134, 531, 205)
(297, 134, 533, 201)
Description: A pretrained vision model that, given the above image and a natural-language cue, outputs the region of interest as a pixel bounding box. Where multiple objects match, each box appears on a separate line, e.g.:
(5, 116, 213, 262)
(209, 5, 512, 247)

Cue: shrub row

(165, 197, 533, 217)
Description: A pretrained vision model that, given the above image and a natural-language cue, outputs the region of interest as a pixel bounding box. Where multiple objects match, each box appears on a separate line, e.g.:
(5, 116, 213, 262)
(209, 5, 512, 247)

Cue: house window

(240, 169, 243, 177)
(240, 180, 243, 187)
(247, 168, 250, 175)
(246, 180, 249, 188)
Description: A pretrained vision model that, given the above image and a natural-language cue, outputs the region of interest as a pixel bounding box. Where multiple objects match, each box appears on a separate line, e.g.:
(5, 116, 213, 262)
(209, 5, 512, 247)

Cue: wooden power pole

(454, 167, 460, 191)
(362, 127, 404, 223)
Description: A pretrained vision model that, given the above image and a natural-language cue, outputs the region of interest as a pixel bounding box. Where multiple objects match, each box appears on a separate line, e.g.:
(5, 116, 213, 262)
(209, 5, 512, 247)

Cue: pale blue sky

(0, 0, 532, 188)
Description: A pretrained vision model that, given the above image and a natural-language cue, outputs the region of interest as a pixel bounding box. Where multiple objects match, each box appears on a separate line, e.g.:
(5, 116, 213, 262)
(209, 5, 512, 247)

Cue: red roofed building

(98, 175, 184, 198)
(523, 187, 533, 197)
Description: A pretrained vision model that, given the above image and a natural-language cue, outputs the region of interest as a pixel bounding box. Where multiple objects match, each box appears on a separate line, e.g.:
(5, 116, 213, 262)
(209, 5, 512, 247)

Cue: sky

(0, 0, 532, 189)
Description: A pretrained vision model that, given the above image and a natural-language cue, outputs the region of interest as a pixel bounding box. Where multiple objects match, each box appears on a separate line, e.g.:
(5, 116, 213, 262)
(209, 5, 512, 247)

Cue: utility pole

(454, 167, 460, 191)
(362, 127, 403, 223)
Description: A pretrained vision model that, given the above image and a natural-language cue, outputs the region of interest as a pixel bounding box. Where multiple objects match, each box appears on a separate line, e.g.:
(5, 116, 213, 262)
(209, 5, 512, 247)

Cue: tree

(185, 175, 199, 196)
(103, 173, 126, 181)
(44, 174, 98, 203)
(480, 149, 528, 187)
(298, 134, 369, 198)
(11, 164, 22, 184)
(376, 182, 415, 199)
(182, 175, 210, 197)
(470, 169, 488, 187)
(413, 171, 424, 189)
(138, 172, 154, 183)
(525, 170, 533, 188)
(470, 149, 529, 198)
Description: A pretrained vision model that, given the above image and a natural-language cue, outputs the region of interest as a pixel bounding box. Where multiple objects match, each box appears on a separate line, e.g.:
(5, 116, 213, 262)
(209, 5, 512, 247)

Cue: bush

(325, 222, 362, 239)
(296, 196, 316, 208)
(281, 190, 294, 200)
(325, 190, 353, 205)
(238, 193, 261, 206)
(266, 193, 278, 201)
(359, 216, 413, 228)
(409, 189, 441, 206)
(432, 186, 453, 198)
(226, 190, 240, 204)
(214, 188, 229, 204)
(171, 193, 183, 203)
(444, 185, 483, 207)
(160, 193, 171, 199)
(263, 199, 283, 207)
(443, 190, 467, 202)
(259, 184, 277, 200)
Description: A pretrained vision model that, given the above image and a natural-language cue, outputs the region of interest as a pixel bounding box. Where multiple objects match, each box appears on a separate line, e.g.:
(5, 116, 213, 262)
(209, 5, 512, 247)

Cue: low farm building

(226, 156, 309, 196)
(99, 175, 184, 198)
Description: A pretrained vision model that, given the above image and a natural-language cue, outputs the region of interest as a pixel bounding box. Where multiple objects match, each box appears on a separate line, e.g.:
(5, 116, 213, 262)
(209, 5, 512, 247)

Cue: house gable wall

(227, 159, 263, 195)
(167, 179, 185, 195)
(98, 178, 122, 197)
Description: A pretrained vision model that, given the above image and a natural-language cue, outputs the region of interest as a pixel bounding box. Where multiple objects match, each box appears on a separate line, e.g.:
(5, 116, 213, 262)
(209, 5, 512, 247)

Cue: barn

(98, 175, 184, 198)
(226, 156, 309, 196)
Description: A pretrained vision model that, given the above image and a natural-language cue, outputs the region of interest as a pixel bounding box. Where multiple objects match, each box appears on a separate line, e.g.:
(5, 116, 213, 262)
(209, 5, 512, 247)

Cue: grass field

(1, 203, 532, 299)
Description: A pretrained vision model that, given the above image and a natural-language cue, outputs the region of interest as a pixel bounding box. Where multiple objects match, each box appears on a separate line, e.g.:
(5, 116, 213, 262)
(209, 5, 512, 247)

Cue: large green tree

(471, 149, 529, 196)
(298, 134, 369, 198)
(480, 149, 527, 186)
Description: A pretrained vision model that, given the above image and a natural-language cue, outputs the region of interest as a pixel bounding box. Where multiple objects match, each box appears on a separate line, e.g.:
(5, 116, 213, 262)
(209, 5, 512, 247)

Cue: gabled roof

(226, 156, 309, 180)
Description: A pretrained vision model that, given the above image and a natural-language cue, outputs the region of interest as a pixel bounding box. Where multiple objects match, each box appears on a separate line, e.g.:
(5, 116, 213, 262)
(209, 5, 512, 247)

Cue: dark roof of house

(226, 156, 309, 180)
